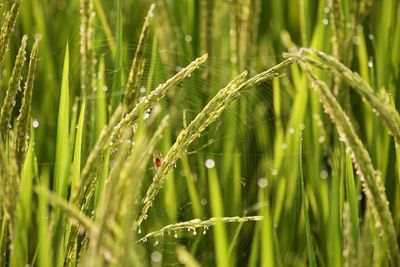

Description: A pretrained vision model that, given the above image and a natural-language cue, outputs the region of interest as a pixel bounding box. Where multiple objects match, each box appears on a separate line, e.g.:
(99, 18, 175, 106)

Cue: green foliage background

(1, 0, 400, 266)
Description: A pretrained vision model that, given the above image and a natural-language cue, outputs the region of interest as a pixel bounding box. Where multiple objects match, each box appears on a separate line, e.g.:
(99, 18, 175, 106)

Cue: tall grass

(1, 0, 400, 266)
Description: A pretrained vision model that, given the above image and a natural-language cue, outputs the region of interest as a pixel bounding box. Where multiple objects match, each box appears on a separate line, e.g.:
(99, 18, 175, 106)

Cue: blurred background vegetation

(1, 0, 400, 266)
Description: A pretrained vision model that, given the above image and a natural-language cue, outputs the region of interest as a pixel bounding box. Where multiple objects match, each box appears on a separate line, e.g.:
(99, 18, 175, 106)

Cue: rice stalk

(82, 117, 168, 266)
(72, 105, 123, 211)
(135, 71, 247, 226)
(108, 53, 208, 155)
(136, 58, 294, 226)
(294, 48, 400, 143)
(299, 131, 317, 267)
(82, 129, 134, 264)
(0, 1, 20, 66)
(79, 0, 94, 96)
(342, 202, 356, 267)
(327, 0, 346, 103)
(93, 0, 115, 55)
(0, 35, 27, 140)
(74, 54, 207, 212)
(124, 3, 155, 110)
(204, 0, 214, 85)
(357, 0, 374, 21)
(68, 55, 205, 263)
(15, 37, 40, 165)
(230, 0, 247, 70)
(328, 0, 345, 61)
(80, 0, 96, 148)
(35, 186, 95, 233)
(137, 216, 262, 243)
(299, 61, 400, 266)
(110, 0, 123, 111)
(0, 138, 19, 245)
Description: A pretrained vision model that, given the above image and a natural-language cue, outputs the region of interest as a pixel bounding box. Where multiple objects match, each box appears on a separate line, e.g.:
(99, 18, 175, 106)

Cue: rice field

(1, 0, 400, 266)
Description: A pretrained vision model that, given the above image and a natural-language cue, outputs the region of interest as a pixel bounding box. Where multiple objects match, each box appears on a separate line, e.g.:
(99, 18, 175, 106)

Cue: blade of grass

(110, 0, 124, 110)
(345, 153, 360, 253)
(71, 98, 85, 195)
(327, 144, 343, 267)
(208, 168, 230, 267)
(259, 189, 275, 267)
(54, 43, 70, 200)
(10, 133, 34, 267)
(53, 43, 70, 267)
(299, 132, 317, 267)
(37, 168, 52, 267)
(93, 0, 115, 56)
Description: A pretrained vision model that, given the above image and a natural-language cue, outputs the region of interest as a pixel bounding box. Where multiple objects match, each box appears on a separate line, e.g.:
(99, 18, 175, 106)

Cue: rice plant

(1, 0, 400, 266)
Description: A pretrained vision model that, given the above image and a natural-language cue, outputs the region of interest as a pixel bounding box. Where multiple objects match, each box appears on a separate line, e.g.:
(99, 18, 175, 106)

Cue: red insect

(153, 154, 163, 169)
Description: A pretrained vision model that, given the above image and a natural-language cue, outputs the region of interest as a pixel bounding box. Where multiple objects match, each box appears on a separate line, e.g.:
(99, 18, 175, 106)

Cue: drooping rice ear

(15, 37, 40, 165)
(0, 2, 21, 66)
(0, 35, 28, 140)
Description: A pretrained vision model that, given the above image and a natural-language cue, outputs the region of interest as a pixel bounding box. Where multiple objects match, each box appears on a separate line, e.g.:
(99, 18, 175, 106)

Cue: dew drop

(185, 35, 192, 42)
(281, 143, 287, 150)
(368, 58, 373, 68)
(322, 19, 329, 26)
(257, 178, 268, 188)
(368, 33, 374, 40)
(231, 56, 238, 64)
(352, 36, 360, 46)
(143, 112, 150, 120)
(151, 251, 162, 263)
(205, 159, 215, 169)
(32, 119, 39, 128)
(289, 127, 295, 134)
(320, 170, 328, 179)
